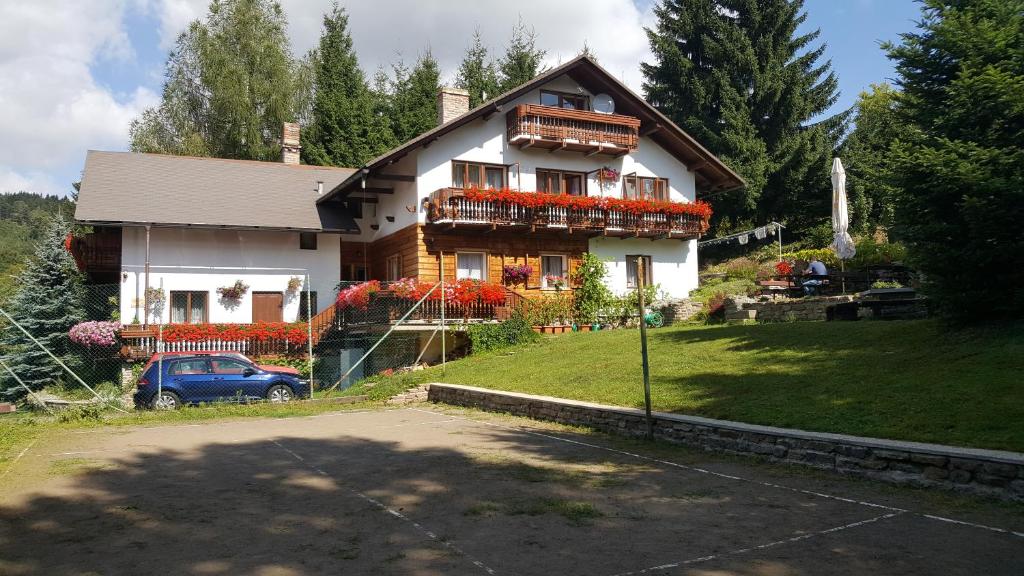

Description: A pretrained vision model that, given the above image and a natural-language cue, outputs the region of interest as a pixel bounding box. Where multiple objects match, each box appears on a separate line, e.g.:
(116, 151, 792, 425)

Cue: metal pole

(636, 257, 653, 440)
(778, 224, 783, 261)
(143, 225, 151, 328)
(157, 324, 163, 406)
(0, 360, 55, 415)
(305, 273, 313, 398)
(440, 253, 446, 375)
(0, 307, 128, 413)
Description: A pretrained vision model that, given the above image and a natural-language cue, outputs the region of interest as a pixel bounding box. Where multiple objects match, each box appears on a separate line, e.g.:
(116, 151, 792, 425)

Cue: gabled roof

(76, 151, 359, 233)
(321, 55, 744, 203)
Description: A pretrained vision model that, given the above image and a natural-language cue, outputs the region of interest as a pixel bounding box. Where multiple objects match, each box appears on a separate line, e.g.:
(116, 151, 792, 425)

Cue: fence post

(305, 273, 313, 399)
(440, 253, 446, 375)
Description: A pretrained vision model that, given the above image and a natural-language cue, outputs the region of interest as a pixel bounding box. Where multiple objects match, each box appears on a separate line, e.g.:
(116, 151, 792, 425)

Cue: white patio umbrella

(830, 158, 856, 292)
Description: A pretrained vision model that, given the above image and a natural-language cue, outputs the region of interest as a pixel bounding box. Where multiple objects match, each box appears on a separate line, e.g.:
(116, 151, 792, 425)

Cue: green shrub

(467, 317, 539, 353)
(572, 253, 611, 325)
(257, 356, 314, 379)
(871, 280, 904, 289)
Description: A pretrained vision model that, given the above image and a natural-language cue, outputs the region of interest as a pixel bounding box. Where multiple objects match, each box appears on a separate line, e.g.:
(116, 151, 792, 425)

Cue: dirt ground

(1, 405, 1022, 576)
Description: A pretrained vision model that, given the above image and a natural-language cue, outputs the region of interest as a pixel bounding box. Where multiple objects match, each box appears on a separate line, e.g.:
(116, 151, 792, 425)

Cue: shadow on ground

(1, 412, 1022, 576)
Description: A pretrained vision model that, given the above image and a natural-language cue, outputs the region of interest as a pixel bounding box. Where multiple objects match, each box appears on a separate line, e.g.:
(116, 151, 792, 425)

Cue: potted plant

(502, 263, 533, 287)
(286, 276, 303, 293)
(544, 274, 567, 292)
(217, 280, 250, 301)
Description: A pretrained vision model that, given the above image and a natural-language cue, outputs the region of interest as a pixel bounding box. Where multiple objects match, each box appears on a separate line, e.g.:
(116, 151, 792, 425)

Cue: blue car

(134, 355, 309, 409)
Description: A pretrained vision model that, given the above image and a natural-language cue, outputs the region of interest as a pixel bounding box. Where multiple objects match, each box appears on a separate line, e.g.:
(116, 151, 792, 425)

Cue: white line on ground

(0, 439, 38, 482)
(270, 438, 498, 575)
(408, 407, 1024, 540)
(921, 514, 1024, 539)
(606, 512, 905, 576)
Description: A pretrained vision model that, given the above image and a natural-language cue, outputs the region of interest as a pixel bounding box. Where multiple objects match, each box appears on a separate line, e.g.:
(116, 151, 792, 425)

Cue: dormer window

(540, 90, 589, 110)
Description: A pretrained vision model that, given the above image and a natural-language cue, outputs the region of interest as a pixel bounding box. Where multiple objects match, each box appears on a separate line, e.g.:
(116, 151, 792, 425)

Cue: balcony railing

(427, 188, 709, 239)
(119, 325, 307, 360)
(506, 104, 640, 155)
(69, 231, 120, 273)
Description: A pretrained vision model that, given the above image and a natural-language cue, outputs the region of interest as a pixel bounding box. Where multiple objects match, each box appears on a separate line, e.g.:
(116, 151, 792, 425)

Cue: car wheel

(151, 390, 181, 410)
(266, 384, 294, 403)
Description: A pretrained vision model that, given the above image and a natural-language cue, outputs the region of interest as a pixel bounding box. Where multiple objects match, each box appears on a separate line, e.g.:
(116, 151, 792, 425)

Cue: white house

(74, 55, 743, 327)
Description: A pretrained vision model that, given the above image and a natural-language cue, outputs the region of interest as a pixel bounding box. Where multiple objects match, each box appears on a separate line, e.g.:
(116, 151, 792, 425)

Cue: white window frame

(386, 254, 402, 281)
(456, 251, 487, 280)
(540, 254, 568, 290)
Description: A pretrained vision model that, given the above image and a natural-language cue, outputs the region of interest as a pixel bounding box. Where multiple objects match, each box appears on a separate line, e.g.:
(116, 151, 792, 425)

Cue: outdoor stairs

(386, 384, 431, 405)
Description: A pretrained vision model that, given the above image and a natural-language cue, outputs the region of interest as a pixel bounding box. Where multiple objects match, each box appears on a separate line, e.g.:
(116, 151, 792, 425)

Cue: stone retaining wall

(428, 383, 1024, 501)
(742, 295, 854, 322)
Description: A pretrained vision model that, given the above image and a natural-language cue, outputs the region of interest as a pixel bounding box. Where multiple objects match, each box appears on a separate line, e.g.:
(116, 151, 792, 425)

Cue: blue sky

(1, 0, 923, 198)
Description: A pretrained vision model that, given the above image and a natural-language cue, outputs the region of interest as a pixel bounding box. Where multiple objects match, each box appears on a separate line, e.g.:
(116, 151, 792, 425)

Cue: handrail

(427, 188, 709, 238)
(507, 104, 640, 151)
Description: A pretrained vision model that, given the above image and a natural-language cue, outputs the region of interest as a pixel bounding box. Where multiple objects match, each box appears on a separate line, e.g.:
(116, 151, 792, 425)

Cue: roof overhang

(320, 55, 744, 203)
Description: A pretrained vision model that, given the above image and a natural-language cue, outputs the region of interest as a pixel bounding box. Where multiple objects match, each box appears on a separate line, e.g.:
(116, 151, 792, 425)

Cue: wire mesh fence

(0, 275, 468, 414)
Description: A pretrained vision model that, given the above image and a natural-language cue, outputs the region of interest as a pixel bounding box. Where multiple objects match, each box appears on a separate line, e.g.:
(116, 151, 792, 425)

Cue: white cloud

(0, 1, 158, 195)
(149, 0, 656, 91)
(0, 0, 656, 195)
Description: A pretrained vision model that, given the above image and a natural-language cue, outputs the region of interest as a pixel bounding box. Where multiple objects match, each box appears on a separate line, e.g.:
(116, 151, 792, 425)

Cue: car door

(166, 358, 213, 404)
(209, 357, 261, 401)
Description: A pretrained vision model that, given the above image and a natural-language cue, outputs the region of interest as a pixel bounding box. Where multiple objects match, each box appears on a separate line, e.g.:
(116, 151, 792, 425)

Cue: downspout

(143, 225, 151, 328)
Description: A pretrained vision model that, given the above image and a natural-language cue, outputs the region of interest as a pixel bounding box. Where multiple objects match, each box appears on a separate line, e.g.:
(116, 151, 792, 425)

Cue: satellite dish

(592, 93, 615, 114)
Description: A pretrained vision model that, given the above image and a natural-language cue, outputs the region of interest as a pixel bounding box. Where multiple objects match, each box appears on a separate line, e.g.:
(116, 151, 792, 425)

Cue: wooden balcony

(427, 188, 709, 240)
(506, 104, 640, 156)
(68, 229, 121, 279)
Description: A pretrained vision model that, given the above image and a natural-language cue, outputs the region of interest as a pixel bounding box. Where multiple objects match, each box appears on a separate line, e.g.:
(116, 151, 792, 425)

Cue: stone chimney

(436, 87, 470, 125)
(281, 122, 301, 165)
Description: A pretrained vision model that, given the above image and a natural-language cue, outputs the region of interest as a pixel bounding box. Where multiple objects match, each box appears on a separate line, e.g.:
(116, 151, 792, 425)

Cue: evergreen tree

(129, 0, 300, 161)
(456, 29, 500, 107)
(302, 4, 395, 167)
(389, 51, 441, 143)
(839, 84, 907, 234)
(1, 218, 85, 399)
(498, 18, 546, 92)
(885, 0, 1024, 321)
(642, 0, 846, 232)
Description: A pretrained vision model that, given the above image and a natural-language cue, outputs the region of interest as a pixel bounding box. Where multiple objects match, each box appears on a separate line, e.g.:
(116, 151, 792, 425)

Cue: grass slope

(348, 320, 1024, 452)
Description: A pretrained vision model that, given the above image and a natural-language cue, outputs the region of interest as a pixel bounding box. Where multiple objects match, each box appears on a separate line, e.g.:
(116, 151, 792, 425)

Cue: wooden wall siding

(369, 223, 421, 280)
(419, 229, 586, 293)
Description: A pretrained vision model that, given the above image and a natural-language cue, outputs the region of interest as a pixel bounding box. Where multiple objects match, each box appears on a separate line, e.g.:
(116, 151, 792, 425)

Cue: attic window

(299, 232, 317, 250)
(540, 90, 589, 110)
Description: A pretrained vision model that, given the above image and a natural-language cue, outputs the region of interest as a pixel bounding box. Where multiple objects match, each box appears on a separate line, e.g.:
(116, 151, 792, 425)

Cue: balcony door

(252, 292, 283, 323)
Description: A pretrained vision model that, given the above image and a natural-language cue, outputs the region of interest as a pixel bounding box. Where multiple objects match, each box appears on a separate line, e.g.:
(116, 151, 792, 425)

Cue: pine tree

(498, 18, 546, 93)
(642, 0, 846, 232)
(302, 4, 395, 167)
(389, 51, 441, 143)
(129, 0, 300, 161)
(456, 29, 500, 108)
(885, 0, 1024, 321)
(1, 218, 85, 398)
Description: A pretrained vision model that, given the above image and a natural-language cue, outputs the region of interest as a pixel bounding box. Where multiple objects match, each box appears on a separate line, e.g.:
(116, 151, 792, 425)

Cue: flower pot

(532, 326, 543, 334)
(577, 324, 592, 332)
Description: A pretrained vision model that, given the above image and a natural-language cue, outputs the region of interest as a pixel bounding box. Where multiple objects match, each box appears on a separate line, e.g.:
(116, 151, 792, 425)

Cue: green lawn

(347, 320, 1024, 452)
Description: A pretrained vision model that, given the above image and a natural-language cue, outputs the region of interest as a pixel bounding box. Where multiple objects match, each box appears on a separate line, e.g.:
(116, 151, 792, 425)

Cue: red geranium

(461, 187, 712, 222)
(336, 280, 381, 310)
(160, 321, 308, 346)
(775, 261, 793, 275)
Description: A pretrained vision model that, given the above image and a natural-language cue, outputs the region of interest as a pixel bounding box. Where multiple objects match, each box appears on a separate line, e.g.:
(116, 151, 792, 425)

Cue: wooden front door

(251, 292, 283, 323)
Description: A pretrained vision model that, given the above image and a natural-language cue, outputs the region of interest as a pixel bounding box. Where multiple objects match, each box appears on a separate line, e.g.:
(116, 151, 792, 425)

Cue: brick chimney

(436, 87, 470, 125)
(281, 122, 301, 165)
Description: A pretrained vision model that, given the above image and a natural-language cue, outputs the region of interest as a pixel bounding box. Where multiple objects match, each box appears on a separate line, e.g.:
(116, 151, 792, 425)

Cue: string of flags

(698, 221, 785, 249)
